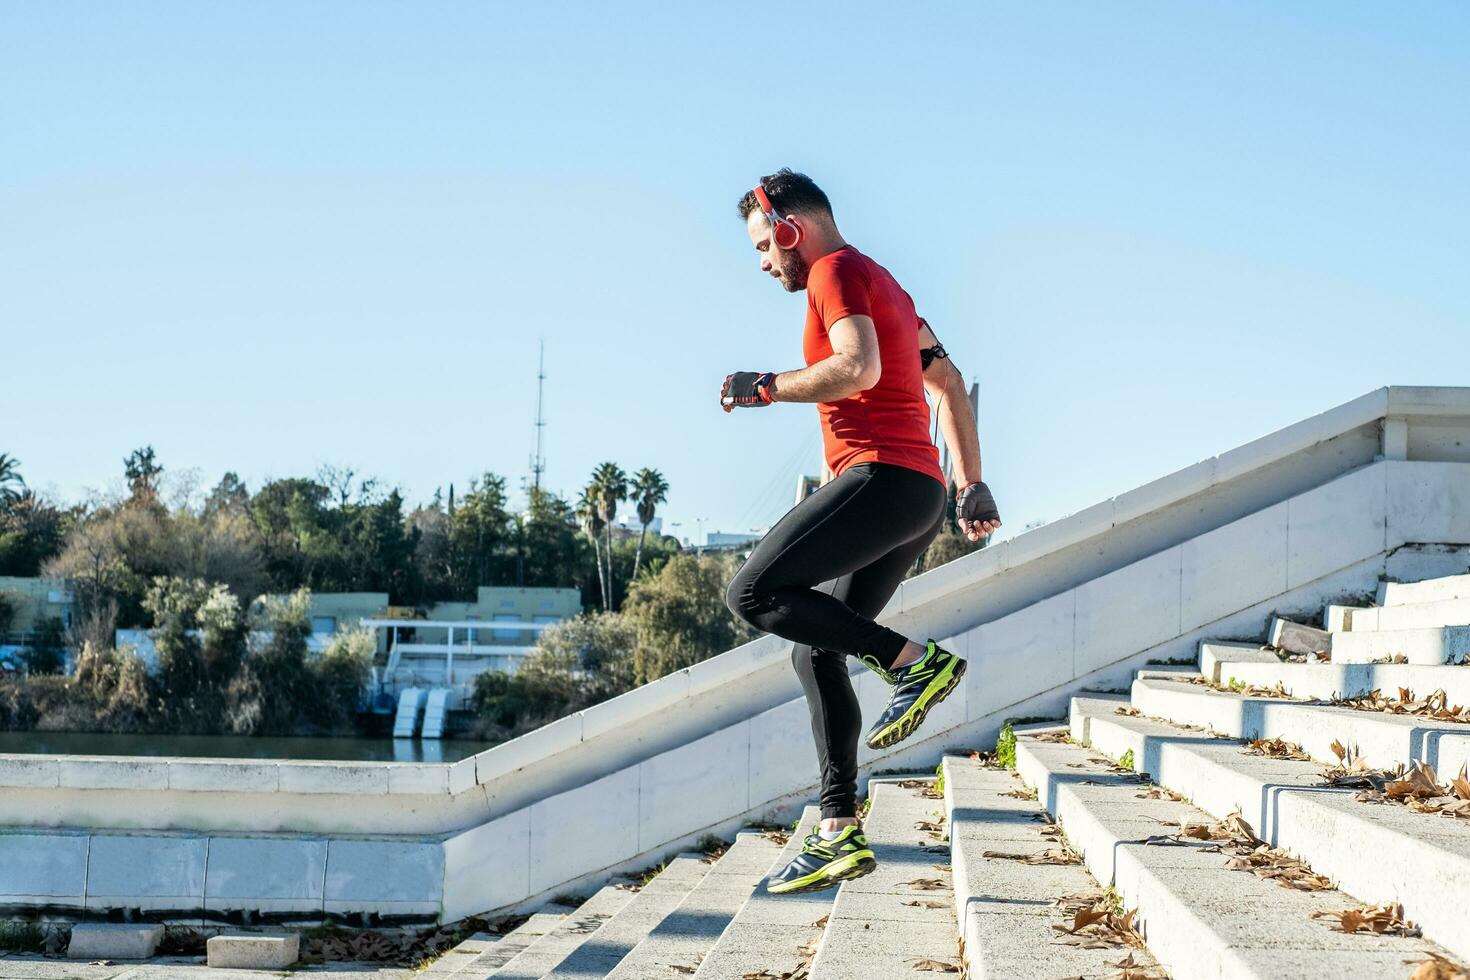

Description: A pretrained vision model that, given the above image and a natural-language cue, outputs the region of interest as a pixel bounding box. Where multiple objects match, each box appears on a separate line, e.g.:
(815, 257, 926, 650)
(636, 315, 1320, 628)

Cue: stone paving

(0, 953, 415, 979)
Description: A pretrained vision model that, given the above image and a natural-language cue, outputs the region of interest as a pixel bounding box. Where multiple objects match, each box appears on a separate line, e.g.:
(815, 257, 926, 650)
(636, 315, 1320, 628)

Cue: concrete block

(323, 838, 444, 914)
(166, 758, 279, 793)
(67, 922, 164, 960)
(966, 591, 1075, 720)
(1180, 502, 1289, 631)
(1323, 603, 1357, 632)
(276, 761, 390, 795)
(1286, 462, 1387, 589)
(0, 754, 60, 788)
(203, 837, 327, 913)
(1269, 616, 1331, 656)
(1074, 546, 1182, 676)
(441, 806, 532, 921)
(1382, 571, 1470, 606)
(386, 763, 451, 795)
(1387, 461, 1470, 548)
(898, 541, 1007, 614)
(85, 834, 208, 911)
(528, 766, 640, 894)
(58, 756, 170, 791)
(207, 932, 300, 969)
(0, 832, 88, 905)
(582, 672, 689, 742)
(1347, 596, 1470, 633)
(447, 756, 479, 795)
(638, 722, 750, 852)
(1332, 625, 1470, 665)
(1198, 641, 1278, 683)
(476, 713, 584, 784)
(746, 695, 819, 807)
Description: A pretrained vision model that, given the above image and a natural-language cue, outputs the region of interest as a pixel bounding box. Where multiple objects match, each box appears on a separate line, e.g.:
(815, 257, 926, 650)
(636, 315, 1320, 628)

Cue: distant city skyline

(3, 4, 1466, 546)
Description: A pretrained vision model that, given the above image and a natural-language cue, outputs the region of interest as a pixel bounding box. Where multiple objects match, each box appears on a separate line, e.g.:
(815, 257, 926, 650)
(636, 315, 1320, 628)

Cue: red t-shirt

(803, 246, 946, 487)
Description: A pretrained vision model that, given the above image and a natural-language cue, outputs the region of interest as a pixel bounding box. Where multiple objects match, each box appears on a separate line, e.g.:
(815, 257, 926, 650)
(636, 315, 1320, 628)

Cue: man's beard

(779, 250, 810, 292)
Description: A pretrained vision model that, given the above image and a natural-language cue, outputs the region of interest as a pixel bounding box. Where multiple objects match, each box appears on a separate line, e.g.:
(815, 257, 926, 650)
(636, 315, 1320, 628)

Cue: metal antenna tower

(530, 339, 547, 491)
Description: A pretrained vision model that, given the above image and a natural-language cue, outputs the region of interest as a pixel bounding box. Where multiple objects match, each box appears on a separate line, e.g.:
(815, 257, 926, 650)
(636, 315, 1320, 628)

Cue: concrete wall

(5, 386, 1470, 924)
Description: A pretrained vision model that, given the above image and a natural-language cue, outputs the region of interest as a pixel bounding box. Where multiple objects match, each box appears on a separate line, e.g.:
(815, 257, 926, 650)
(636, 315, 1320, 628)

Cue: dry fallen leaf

(1311, 902, 1420, 937)
(902, 899, 947, 909)
(905, 877, 949, 890)
(910, 959, 963, 973)
(1245, 736, 1312, 761)
(1404, 952, 1470, 980)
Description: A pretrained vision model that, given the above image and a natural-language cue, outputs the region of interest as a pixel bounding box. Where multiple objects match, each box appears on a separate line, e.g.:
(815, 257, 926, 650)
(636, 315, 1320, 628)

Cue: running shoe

(855, 653, 898, 686)
(863, 640, 966, 750)
(767, 824, 877, 895)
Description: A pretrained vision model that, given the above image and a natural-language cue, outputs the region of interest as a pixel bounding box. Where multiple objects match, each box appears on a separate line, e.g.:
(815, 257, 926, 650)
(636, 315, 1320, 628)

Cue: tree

(623, 552, 758, 684)
(591, 462, 628, 608)
(577, 485, 608, 610)
(0, 490, 69, 577)
(630, 468, 669, 584)
(449, 474, 512, 597)
(124, 446, 164, 506)
(0, 454, 24, 509)
(472, 611, 636, 732)
(204, 472, 250, 519)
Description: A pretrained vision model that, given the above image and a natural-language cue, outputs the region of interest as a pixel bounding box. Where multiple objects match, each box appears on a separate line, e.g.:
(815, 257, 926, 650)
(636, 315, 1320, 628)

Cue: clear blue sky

(3, 3, 1467, 544)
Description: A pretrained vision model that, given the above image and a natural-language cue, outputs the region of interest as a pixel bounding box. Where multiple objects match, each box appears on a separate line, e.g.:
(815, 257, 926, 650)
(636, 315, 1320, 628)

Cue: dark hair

(738, 169, 833, 222)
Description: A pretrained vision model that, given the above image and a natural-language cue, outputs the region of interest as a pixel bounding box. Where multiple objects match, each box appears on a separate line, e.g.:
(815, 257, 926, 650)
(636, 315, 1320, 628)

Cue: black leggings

(726, 462, 947, 818)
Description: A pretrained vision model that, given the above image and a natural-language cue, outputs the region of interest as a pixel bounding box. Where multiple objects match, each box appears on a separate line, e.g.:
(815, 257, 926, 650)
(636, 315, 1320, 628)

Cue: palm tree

(591, 462, 628, 608)
(630, 468, 669, 583)
(577, 485, 608, 610)
(0, 454, 24, 510)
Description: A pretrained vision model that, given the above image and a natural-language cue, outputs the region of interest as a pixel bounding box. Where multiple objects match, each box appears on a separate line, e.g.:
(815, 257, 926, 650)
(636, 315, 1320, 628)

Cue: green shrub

(995, 722, 1017, 770)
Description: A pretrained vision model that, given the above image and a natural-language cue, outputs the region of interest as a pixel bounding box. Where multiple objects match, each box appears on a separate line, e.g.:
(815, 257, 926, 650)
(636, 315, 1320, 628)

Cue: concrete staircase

(411, 568, 1470, 979)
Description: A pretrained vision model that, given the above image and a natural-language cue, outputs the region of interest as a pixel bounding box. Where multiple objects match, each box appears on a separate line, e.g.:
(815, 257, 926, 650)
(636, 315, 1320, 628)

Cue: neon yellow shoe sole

(767, 848, 877, 895)
(864, 653, 966, 750)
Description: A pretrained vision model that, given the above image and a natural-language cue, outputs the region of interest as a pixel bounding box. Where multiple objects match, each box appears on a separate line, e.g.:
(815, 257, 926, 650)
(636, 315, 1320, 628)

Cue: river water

(0, 730, 493, 763)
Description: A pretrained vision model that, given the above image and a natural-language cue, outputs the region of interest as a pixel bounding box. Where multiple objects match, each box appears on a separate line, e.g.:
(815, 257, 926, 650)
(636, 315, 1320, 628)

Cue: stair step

(1015, 732, 1463, 979)
(1194, 657, 1470, 705)
(1381, 572, 1470, 607)
(1070, 698, 1470, 965)
(1334, 596, 1470, 633)
(1199, 642, 1280, 682)
(1332, 625, 1470, 665)
(483, 884, 636, 979)
(693, 806, 832, 980)
(808, 779, 961, 980)
(941, 753, 1162, 979)
(418, 931, 501, 977)
(539, 854, 711, 979)
(604, 831, 786, 979)
(1129, 674, 1470, 774)
(449, 910, 570, 977)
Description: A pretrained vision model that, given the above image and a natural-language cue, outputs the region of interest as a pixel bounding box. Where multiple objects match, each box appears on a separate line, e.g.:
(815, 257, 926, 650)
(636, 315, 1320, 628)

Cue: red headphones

(753, 183, 804, 250)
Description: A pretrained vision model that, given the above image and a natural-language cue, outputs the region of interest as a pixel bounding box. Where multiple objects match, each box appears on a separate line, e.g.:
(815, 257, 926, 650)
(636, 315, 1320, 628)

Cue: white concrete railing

(4, 386, 1470, 923)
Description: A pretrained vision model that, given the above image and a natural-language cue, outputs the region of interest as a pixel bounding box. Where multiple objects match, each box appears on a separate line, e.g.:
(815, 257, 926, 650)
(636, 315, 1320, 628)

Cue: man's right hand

(956, 481, 1001, 540)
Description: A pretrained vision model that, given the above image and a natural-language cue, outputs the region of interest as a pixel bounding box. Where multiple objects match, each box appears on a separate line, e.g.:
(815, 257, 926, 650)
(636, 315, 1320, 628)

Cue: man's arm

(767, 315, 880, 404)
(918, 321, 999, 540)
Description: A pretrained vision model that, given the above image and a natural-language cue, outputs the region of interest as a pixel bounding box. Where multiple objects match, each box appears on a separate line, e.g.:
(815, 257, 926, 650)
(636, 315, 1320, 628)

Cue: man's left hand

(956, 480, 1001, 541)
(721, 372, 776, 412)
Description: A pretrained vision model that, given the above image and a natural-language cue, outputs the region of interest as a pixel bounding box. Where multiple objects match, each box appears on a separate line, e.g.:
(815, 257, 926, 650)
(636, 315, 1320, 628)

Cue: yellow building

(0, 576, 74, 637)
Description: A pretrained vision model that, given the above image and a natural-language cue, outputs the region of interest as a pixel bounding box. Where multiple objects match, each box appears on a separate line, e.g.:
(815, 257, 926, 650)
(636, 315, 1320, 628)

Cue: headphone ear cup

(773, 216, 803, 250)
